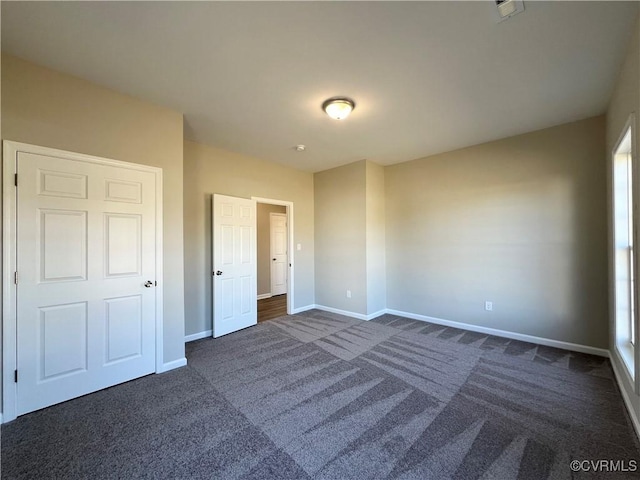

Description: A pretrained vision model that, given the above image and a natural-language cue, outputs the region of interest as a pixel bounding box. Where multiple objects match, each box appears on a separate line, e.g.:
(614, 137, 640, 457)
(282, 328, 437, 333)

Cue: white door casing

(3, 141, 163, 422)
(252, 197, 294, 316)
(270, 213, 288, 296)
(212, 194, 257, 337)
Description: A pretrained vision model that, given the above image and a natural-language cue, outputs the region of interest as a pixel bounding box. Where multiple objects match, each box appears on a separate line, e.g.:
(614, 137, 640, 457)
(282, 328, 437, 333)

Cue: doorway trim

(252, 197, 293, 315)
(2, 141, 164, 423)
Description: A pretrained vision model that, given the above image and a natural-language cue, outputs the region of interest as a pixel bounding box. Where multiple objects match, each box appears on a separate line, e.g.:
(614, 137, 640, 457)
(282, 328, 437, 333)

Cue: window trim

(612, 113, 638, 392)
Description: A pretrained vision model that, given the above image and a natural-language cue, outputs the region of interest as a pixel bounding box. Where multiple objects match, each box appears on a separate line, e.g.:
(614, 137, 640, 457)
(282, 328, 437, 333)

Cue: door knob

(144, 281, 153, 288)
(272, 258, 276, 261)
(215, 271, 223, 276)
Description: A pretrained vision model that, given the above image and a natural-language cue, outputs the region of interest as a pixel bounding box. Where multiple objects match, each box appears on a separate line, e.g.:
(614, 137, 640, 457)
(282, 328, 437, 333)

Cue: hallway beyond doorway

(258, 294, 287, 322)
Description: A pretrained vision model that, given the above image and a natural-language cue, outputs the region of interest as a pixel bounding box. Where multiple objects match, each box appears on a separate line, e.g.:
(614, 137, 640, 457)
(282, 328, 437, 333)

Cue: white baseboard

(291, 304, 316, 314)
(386, 309, 609, 357)
(257, 293, 272, 300)
(293, 303, 609, 357)
(367, 309, 387, 320)
(315, 304, 368, 320)
(185, 330, 212, 343)
(314, 304, 386, 321)
(158, 357, 187, 373)
(610, 353, 640, 440)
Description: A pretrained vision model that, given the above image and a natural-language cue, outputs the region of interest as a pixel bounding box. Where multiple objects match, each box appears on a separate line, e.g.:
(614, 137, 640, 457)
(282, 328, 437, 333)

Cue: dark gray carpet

(2, 310, 639, 479)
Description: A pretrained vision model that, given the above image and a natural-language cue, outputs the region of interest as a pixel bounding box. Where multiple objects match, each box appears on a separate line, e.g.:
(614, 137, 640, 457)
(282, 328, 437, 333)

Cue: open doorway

(255, 199, 292, 322)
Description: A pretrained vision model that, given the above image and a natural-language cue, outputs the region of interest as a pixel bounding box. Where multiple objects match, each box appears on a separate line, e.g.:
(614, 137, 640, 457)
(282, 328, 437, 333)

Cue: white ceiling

(2, 1, 638, 172)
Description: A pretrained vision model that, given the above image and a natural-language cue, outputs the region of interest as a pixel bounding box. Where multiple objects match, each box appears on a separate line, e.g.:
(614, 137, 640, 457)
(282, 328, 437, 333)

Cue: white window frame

(612, 114, 638, 391)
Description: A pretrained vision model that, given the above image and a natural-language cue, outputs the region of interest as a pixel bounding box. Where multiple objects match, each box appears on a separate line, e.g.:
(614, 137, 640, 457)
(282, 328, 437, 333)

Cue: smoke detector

(494, 0, 524, 23)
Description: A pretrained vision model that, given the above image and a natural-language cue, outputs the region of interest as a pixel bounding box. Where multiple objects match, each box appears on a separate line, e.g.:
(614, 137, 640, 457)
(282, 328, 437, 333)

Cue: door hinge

(14, 370, 18, 383)
(14, 271, 18, 285)
(14, 174, 18, 187)
(155, 281, 157, 286)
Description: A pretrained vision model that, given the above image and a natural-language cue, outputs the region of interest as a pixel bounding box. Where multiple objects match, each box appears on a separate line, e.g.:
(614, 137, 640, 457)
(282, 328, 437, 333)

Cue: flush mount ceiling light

(494, 0, 524, 22)
(322, 97, 355, 120)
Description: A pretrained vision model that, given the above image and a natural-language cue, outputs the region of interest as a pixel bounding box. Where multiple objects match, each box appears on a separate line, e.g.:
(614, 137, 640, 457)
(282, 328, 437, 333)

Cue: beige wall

(183, 141, 314, 336)
(385, 115, 608, 348)
(366, 161, 387, 315)
(257, 203, 286, 296)
(606, 15, 640, 430)
(314, 160, 368, 314)
(314, 159, 387, 316)
(1, 55, 186, 370)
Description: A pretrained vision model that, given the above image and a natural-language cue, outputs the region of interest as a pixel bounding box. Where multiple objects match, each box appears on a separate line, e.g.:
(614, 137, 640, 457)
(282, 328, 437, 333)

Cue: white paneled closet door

(16, 150, 157, 416)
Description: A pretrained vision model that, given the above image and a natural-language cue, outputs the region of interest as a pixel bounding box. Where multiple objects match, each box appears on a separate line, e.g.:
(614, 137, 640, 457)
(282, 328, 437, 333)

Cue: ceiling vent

(494, 0, 525, 23)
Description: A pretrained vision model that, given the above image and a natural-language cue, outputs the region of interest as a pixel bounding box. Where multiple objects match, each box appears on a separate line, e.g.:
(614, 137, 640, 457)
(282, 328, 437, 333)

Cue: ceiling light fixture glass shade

(322, 97, 355, 120)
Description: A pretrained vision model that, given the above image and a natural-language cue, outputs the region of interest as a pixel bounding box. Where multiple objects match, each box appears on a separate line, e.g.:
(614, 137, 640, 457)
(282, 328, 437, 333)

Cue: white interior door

(212, 194, 257, 337)
(270, 212, 288, 296)
(16, 151, 157, 416)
